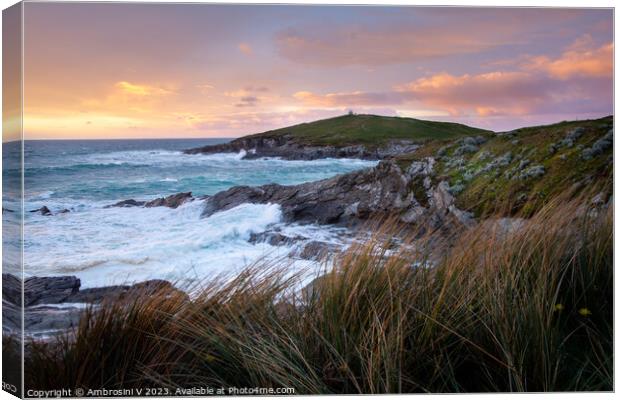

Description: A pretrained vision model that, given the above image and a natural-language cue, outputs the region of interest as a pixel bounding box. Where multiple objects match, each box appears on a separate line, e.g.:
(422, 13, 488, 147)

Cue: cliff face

(202, 158, 474, 229)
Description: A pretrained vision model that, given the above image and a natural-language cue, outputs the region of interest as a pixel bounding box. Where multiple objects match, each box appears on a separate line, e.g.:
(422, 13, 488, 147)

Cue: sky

(15, 3, 614, 139)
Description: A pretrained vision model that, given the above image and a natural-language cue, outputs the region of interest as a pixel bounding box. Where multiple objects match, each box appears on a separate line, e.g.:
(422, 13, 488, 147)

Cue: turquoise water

(3, 139, 376, 288)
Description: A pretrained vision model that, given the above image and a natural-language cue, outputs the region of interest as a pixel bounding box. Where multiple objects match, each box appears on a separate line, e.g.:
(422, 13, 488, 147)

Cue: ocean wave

(23, 201, 305, 288)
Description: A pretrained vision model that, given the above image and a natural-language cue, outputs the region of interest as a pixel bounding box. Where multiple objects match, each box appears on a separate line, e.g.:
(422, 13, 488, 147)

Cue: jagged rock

(202, 160, 412, 224)
(145, 192, 193, 208)
(2, 274, 22, 305)
(445, 157, 466, 168)
(2, 274, 186, 337)
(105, 192, 194, 209)
(30, 206, 52, 216)
(519, 165, 546, 180)
(448, 183, 465, 195)
(295, 241, 340, 261)
(453, 144, 478, 156)
(23, 276, 81, 306)
(202, 156, 474, 229)
(582, 129, 613, 160)
(480, 152, 513, 174)
(248, 231, 306, 246)
(105, 199, 146, 208)
(184, 136, 417, 161)
(67, 280, 186, 304)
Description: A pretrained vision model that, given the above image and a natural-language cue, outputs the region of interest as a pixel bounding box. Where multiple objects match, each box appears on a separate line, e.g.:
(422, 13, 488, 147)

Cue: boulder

(23, 276, 81, 306)
(105, 192, 194, 209)
(145, 192, 193, 208)
(104, 199, 146, 208)
(248, 231, 306, 246)
(295, 241, 341, 261)
(2, 273, 187, 338)
(29, 206, 52, 216)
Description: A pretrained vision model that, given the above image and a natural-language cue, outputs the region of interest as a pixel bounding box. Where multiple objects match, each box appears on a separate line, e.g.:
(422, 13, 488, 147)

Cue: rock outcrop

(29, 206, 52, 216)
(203, 159, 474, 228)
(184, 136, 419, 161)
(106, 192, 194, 209)
(144, 192, 193, 209)
(2, 274, 186, 338)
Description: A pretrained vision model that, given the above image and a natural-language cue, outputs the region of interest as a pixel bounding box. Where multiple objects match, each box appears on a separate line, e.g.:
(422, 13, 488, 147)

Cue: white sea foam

(23, 200, 343, 289)
(22, 144, 376, 290)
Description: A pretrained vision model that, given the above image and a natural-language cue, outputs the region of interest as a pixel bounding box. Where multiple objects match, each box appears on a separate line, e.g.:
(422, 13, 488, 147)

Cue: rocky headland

(9, 114, 613, 340)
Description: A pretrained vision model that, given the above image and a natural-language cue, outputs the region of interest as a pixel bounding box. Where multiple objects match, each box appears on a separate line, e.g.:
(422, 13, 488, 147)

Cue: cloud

(523, 41, 613, 80)
(293, 90, 404, 108)
(114, 81, 173, 96)
(274, 9, 602, 67)
(294, 65, 612, 119)
(196, 83, 214, 94)
(238, 42, 253, 55)
(276, 25, 504, 67)
(244, 85, 269, 92)
(235, 95, 259, 107)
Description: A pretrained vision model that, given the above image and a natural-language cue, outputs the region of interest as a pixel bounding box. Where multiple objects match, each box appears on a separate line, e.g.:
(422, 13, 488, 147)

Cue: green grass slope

(245, 114, 492, 147)
(398, 115, 613, 217)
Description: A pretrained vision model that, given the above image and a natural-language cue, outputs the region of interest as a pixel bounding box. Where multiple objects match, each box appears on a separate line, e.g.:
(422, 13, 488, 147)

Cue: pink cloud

(523, 41, 613, 80)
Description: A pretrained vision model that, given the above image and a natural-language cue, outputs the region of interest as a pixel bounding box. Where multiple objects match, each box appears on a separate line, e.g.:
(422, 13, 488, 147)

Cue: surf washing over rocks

(4, 139, 377, 288)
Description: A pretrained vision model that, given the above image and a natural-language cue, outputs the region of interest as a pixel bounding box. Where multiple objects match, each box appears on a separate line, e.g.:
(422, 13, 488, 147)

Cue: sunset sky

(18, 3, 613, 139)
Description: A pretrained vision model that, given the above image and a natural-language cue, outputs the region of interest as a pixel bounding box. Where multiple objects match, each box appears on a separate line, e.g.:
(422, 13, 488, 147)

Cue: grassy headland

(243, 113, 492, 147)
(19, 115, 614, 393)
(397, 116, 613, 218)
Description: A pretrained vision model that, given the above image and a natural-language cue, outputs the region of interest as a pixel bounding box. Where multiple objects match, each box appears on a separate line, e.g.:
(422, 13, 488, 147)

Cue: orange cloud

(238, 43, 253, 55)
(397, 71, 553, 116)
(115, 81, 173, 96)
(294, 90, 401, 108)
(524, 42, 613, 80)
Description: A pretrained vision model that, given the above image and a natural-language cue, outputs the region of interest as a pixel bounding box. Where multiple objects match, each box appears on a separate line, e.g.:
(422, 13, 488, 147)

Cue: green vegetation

(399, 116, 613, 217)
(24, 197, 612, 393)
(246, 114, 491, 147)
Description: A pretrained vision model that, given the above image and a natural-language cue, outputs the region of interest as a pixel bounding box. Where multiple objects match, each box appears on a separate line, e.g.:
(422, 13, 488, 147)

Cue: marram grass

(23, 198, 612, 393)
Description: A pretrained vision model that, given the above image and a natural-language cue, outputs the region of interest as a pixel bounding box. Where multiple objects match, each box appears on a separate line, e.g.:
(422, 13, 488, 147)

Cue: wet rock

(105, 199, 146, 208)
(67, 280, 186, 304)
(106, 192, 194, 209)
(202, 160, 412, 225)
(2, 273, 22, 305)
(184, 136, 417, 161)
(248, 231, 306, 246)
(30, 206, 52, 216)
(295, 241, 340, 261)
(24, 276, 81, 306)
(58, 209, 71, 214)
(145, 192, 193, 209)
(2, 274, 186, 338)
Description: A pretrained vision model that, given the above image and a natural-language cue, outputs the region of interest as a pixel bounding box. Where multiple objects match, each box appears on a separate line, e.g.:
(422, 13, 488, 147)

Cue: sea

(2, 139, 376, 288)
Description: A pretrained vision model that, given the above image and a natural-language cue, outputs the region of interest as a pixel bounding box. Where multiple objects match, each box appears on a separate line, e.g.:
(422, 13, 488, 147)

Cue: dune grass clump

(24, 199, 613, 393)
